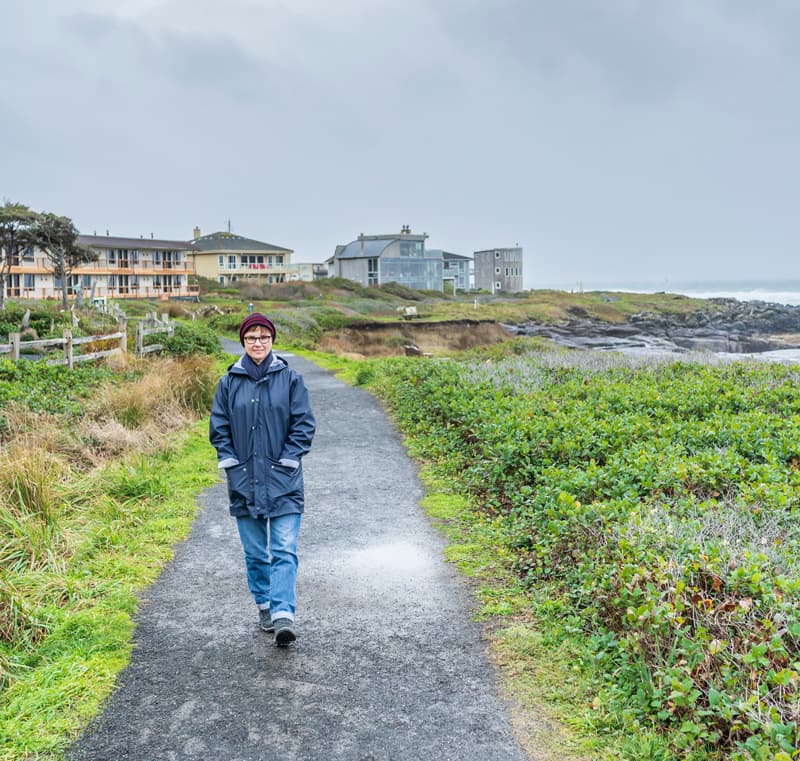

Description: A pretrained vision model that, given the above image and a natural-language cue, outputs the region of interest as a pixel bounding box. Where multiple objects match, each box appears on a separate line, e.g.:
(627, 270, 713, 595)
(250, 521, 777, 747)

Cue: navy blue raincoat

(209, 354, 316, 518)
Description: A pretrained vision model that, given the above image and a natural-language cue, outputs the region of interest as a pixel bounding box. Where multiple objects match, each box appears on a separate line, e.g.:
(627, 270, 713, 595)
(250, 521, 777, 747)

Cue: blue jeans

(235, 513, 302, 622)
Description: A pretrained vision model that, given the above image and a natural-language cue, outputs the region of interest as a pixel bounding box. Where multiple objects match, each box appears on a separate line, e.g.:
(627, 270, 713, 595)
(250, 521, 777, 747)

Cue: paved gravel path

(66, 348, 532, 761)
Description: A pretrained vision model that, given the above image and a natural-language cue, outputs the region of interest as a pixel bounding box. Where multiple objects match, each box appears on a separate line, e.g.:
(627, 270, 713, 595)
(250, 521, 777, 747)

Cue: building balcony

(220, 263, 289, 274)
(4, 285, 200, 301)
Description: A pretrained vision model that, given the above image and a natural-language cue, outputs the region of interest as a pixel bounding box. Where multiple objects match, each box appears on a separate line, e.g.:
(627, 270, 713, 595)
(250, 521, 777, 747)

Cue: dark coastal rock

(506, 298, 800, 354)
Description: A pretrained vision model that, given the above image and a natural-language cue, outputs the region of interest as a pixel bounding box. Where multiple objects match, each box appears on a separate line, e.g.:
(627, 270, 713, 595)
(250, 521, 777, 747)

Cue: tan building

(189, 228, 294, 285)
(4, 234, 198, 301)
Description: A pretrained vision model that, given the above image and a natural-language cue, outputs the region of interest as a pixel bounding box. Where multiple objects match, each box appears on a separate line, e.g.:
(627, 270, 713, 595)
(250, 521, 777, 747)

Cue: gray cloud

(1, 1, 799, 286)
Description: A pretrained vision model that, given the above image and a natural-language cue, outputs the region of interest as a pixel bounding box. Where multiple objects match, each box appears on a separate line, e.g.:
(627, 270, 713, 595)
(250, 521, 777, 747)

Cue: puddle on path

(342, 541, 435, 584)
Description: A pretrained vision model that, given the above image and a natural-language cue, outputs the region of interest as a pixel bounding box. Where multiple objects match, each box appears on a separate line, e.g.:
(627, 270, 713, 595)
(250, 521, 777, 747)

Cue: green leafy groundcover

(0, 359, 125, 416)
(370, 353, 800, 760)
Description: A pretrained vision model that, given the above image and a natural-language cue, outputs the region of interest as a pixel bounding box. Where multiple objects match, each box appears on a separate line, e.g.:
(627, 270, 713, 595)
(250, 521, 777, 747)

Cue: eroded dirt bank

(319, 319, 512, 357)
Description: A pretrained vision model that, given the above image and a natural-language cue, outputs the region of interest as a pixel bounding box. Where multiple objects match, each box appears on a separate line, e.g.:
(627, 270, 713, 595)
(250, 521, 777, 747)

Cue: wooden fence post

(135, 321, 144, 357)
(118, 317, 127, 353)
(63, 329, 74, 370)
(10, 332, 20, 361)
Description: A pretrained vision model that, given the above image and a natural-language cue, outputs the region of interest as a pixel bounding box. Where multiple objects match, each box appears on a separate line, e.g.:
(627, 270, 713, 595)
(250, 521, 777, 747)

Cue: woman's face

(242, 327, 273, 363)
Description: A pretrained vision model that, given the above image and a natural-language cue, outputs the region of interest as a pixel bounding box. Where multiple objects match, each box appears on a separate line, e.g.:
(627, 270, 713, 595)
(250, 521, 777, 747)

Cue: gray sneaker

(273, 618, 296, 646)
(258, 609, 274, 633)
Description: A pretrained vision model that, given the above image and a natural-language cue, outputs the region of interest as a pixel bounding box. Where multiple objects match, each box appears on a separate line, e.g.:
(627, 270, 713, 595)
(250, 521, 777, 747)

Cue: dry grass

(0, 445, 68, 527)
(0, 403, 86, 463)
(321, 320, 511, 357)
(86, 357, 216, 438)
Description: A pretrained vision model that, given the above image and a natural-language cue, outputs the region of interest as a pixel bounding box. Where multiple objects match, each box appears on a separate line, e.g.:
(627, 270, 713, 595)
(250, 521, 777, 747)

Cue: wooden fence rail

(0, 314, 175, 368)
(135, 312, 174, 356)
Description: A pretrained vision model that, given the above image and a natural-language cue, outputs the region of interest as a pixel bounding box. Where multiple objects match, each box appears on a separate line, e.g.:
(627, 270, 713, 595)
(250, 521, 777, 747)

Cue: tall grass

(0, 353, 220, 757)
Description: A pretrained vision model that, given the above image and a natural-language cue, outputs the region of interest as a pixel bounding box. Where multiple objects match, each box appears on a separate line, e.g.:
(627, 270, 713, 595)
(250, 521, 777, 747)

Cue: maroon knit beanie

(239, 313, 276, 345)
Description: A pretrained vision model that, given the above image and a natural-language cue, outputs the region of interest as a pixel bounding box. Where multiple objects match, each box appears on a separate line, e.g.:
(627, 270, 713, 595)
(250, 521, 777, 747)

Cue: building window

(276, 255, 284, 266)
(367, 257, 378, 286)
(495, 267, 501, 274)
(399, 240, 422, 258)
(228, 255, 236, 270)
(495, 282, 502, 290)
(495, 251, 500, 258)
(23, 274, 35, 288)
(218, 255, 224, 269)
(82, 275, 91, 288)
(22, 246, 34, 261)
(131, 250, 139, 264)
(108, 249, 116, 264)
(219, 276, 225, 285)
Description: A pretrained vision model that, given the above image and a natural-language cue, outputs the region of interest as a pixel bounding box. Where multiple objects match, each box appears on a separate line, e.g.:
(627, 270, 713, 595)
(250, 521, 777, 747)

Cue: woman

(209, 313, 316, 646)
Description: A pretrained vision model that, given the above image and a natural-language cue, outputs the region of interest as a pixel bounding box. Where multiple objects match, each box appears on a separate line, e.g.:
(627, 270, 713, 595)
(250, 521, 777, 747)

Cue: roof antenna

(227, 219, 231, 233)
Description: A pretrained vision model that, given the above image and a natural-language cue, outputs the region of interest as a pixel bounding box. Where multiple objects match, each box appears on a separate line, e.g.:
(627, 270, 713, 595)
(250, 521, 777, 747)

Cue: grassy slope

(111, 283, 711, 336)
(0, 425, 218, 761)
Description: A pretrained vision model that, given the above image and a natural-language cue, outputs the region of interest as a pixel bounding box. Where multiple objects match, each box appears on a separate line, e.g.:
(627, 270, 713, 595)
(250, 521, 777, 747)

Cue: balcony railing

(3, 285, 201, 301)
(221, 263, 287, 273)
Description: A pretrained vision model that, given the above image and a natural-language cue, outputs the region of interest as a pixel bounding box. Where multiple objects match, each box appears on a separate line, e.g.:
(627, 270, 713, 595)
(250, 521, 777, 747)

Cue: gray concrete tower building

(473, 247, 523, 293)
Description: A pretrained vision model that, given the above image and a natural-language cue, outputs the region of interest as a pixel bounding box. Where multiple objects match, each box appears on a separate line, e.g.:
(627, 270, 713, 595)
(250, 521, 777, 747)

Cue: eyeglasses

(244, 335, 272, 345)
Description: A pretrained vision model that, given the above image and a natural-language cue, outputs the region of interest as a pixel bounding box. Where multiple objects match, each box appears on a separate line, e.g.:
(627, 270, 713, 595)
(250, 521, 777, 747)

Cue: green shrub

(370, 352, 800, 759)
(162, 322, 224, 358)
(379, 281, 422, 300)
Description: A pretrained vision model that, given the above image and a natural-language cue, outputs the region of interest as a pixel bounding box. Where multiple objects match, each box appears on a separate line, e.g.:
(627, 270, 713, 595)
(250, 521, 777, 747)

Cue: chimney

(193, 226, 201, 239)
(106, 229, 109, 236)
(150, 232, 154, 239)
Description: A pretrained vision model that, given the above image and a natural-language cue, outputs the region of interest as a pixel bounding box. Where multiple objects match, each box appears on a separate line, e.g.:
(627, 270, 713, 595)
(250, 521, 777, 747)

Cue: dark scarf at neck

(242, 352, 272, 381)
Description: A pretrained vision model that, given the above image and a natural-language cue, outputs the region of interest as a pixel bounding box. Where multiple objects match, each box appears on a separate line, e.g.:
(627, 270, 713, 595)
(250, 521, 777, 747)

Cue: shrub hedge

(370, 352, 800, 760)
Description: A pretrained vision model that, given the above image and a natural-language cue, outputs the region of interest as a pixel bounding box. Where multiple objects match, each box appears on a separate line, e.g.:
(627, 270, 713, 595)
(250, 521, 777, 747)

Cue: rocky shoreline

(504, 298, 800, 355)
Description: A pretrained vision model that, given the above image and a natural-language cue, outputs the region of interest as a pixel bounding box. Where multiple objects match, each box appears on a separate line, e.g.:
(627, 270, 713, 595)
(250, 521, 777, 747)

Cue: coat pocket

(266, 458, 304, 506)
(225, 462, 253, 510)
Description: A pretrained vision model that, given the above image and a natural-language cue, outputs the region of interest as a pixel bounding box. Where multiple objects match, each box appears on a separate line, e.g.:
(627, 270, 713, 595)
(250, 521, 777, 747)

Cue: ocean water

(546, 280, 800, 307)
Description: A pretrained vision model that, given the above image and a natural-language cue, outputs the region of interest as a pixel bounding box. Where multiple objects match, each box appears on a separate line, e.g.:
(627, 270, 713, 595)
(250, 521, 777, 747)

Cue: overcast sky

(2, 0, 798, 289)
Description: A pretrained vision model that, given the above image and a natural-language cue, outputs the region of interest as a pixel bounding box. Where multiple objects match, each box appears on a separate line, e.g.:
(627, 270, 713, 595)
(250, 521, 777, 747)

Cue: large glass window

(380, 257, 442, 291)
(367, 258, 378, 286)
(399, 240, 423, 258)
(23, 274, 35, 288)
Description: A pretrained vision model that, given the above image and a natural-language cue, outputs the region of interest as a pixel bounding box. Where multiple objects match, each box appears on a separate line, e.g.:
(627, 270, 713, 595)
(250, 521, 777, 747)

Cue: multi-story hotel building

(3, 234, 198, 301)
